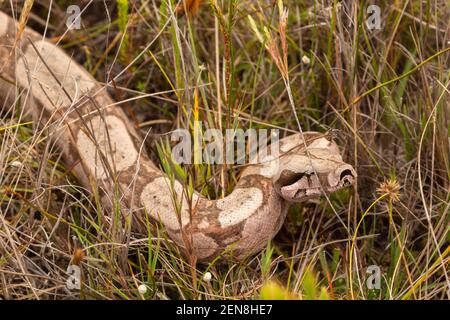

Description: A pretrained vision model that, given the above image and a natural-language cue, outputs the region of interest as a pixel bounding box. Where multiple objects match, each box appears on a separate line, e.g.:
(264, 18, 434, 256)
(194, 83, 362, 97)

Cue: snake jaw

(278, 173, 322, 202)
(275, 163, 357, 202)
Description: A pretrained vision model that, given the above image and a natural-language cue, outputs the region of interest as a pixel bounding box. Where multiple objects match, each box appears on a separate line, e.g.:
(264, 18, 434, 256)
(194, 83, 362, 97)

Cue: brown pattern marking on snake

(165, 174, 284, 261)
(112, 160, 281, 260)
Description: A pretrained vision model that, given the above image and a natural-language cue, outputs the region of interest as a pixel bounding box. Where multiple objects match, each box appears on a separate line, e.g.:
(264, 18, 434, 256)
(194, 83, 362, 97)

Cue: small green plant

(117, 0, 129, 61)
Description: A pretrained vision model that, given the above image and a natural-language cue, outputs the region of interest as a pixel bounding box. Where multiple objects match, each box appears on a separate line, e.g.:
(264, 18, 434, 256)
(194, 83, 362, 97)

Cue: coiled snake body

(0, 12, 356, 262)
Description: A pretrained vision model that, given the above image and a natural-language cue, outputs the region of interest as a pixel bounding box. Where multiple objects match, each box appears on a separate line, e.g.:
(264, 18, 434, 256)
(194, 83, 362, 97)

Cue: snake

(0, 11, 356, 262)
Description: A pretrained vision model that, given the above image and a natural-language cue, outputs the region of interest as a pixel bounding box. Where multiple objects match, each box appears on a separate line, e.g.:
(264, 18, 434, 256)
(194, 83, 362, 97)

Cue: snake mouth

(275, 171, 323, 202)
(275, 165, 357, 203)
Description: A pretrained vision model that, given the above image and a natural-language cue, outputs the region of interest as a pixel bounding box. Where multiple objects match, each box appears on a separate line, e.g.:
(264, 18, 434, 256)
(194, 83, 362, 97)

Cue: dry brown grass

(0, 0, 449, 299)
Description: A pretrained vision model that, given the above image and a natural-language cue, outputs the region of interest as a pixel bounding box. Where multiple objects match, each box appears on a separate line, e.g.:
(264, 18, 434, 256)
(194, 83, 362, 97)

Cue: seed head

(377, 178, 400, 202)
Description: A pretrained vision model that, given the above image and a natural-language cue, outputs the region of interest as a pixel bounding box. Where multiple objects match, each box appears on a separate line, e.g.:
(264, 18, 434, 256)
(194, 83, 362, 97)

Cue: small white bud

(301, 55, 311, 65)
(10, 160, 22, 168)
(203, 272, 212, 282)
(138, 284, 147, 294)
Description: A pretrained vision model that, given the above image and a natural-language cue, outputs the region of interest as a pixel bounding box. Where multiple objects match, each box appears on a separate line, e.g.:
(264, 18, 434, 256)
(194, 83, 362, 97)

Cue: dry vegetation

(0, 0, 449, 299)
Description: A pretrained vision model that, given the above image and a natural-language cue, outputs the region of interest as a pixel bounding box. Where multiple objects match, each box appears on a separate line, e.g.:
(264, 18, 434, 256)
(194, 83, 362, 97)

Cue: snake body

(0, 12, 356, 262)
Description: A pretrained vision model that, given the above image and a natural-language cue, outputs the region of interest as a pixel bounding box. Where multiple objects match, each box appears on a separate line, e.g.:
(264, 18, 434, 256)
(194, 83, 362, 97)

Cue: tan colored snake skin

(0, 12, 356, 262)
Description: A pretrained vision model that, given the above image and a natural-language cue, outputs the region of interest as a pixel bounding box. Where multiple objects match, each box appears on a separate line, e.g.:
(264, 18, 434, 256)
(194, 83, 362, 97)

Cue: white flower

(301, 55, 310, 65)
(203, 272, 212, 282)
(138, 284, 147, 294)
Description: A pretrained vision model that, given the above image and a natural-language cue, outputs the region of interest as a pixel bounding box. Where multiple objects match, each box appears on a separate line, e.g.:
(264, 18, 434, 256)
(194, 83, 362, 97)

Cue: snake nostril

(340, 169, 354, 181)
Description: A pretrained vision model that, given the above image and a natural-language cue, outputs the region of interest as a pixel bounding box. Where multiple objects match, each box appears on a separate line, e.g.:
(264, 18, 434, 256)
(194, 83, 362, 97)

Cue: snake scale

(0, 11, 356, 262)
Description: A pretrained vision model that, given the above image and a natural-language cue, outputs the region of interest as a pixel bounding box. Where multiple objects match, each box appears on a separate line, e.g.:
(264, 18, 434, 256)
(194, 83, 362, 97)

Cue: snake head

(273, 135, 357, 202)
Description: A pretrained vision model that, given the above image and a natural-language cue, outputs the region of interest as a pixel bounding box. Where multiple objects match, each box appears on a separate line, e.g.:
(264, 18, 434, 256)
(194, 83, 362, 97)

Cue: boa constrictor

(0, 12, 356, 262)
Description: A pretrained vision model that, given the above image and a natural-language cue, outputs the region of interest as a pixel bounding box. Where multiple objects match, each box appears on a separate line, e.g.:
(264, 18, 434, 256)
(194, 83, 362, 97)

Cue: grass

(0, 0, 449, 300)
